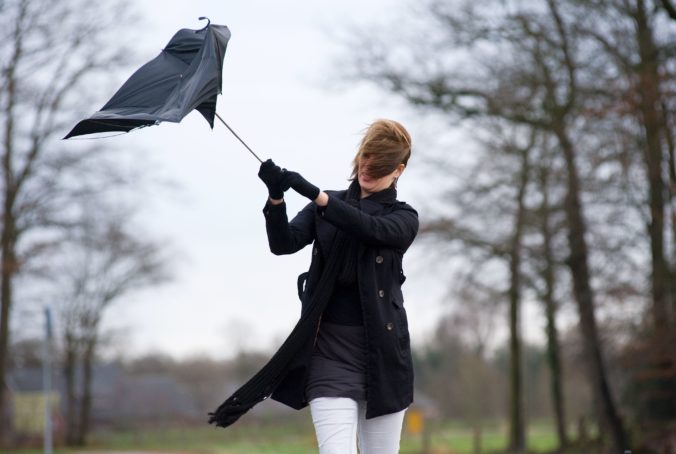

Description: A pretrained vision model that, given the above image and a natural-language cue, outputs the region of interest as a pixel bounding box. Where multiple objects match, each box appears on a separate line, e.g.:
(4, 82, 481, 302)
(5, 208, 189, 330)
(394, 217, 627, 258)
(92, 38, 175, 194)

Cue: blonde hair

(349, 119, 411, 186)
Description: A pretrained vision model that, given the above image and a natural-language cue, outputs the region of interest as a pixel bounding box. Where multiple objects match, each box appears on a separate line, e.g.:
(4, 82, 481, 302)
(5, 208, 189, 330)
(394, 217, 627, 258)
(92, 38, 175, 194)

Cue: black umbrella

(64, 18, 261, 162)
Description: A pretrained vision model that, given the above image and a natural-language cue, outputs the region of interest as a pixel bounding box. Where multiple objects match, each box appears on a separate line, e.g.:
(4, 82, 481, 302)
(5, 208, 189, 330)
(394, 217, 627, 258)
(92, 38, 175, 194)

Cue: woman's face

(358, 156, 405, 197)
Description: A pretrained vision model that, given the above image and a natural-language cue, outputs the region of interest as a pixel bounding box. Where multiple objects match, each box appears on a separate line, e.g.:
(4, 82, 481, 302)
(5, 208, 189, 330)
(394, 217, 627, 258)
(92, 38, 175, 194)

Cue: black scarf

(208, 179, 363, 428)
(335, 180, 361, 286)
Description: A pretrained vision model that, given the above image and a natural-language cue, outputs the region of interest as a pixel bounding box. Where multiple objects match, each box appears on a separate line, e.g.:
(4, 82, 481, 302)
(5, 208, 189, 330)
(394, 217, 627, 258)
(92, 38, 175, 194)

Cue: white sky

(82, 0, 549, 361)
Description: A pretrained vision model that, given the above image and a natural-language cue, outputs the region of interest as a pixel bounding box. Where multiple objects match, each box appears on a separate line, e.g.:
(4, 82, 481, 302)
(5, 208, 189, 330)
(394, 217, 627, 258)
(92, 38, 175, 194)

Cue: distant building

(6, 362, 200, 440)
(5, 369, 61, 438)
(103, 372, 199, 428)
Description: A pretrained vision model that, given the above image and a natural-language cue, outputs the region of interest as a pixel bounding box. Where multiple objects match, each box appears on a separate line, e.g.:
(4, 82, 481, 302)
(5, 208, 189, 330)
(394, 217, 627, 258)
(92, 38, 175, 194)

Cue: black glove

(280, 170, 320, 201)
(258, 159, 284, 199)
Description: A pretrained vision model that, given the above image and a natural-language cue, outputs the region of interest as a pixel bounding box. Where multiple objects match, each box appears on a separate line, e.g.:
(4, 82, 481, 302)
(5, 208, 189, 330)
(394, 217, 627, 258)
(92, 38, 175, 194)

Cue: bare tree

(54, 202, 168, 445)
(571, 0, 675, 333)
(571, 0, 676, 423)
(415, 120, 540, 451)
(0, 0, 137, 443)
(532, 137, 569, 448)
(632, 0, 671, 340)
(504, 134, 534, 453)
(416, 312, 504, 423)
(339, 0, 631, 450)
(411, 112, 564, 452)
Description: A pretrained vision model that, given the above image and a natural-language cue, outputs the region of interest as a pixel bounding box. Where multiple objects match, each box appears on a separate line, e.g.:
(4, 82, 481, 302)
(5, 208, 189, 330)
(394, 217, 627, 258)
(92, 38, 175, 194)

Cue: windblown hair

(349, 119, 412, 186)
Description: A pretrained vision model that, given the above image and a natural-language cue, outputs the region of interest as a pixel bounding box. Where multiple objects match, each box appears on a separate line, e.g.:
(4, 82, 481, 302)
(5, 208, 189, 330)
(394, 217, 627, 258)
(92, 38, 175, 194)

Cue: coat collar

(337, 179, 397, 216)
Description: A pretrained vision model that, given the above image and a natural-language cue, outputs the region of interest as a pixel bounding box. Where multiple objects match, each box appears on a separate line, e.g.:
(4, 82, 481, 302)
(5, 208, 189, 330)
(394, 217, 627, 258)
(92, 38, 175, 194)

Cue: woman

(257, 119, 419, 454)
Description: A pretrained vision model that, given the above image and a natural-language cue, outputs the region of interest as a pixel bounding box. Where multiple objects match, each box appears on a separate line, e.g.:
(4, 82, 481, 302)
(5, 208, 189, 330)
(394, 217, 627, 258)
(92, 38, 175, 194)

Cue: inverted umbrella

(64, 18, 261, 162)
(67, 18, 333, 428)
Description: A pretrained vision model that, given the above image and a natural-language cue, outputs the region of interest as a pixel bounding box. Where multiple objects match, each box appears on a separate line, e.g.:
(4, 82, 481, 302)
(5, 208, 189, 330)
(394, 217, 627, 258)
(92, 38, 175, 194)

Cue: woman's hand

(280, 170, 320, 201)
(258, 159, 284, 201)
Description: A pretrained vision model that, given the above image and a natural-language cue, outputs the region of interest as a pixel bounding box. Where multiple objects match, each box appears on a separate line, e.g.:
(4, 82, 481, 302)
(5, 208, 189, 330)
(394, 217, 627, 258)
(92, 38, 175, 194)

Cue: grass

(83, 423, 317, 454)
(7, 419, 569, 454)
(401, 420, 561, 453)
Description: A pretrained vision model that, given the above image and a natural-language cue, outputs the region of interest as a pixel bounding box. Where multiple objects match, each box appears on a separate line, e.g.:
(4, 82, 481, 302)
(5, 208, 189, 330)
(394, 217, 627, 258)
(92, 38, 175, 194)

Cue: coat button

(378, 289, 385, 298)
(386, 322, 394, 331)
(375, 255, 383, 264)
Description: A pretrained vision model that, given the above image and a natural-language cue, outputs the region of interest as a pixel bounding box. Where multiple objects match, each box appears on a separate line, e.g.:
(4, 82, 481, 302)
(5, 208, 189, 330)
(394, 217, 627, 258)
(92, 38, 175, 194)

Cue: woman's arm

(314, 191, 418, 251)
(262, 197, 315, 255)
(278, 170, 418, 249)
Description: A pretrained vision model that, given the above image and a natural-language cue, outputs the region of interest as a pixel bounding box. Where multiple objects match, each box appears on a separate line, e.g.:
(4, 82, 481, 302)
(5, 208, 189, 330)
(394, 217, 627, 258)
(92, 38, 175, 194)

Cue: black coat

(263, 184, 419, 419)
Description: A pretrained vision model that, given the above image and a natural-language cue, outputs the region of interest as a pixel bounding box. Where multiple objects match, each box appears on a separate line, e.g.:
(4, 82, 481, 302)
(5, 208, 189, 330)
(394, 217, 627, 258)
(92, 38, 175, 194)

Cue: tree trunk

(0, 148, 17, 449)
(472, 425, 482, 454)
(508, 148, 530, 453)
(628, 0, 676, 423)
(77, 334, 96, 446)
(663, 98, 676, 319)
(538, 161, 568, 449)
(556, 127, 628, 452)
(63, 331, 79, 446)
(634, 0, 672, 336)
(0, 8, 21, 443)
(0, 222, 15, 447)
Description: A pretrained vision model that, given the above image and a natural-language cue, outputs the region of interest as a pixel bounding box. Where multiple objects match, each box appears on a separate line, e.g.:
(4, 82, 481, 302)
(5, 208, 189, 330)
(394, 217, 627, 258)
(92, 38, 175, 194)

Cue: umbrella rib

(215, 113, 263, 163)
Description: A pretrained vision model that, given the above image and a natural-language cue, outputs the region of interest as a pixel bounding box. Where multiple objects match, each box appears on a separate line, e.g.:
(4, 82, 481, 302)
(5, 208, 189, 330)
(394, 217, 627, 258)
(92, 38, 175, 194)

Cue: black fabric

(207, 179, 362, 428)
(283, 184, 418, 420)
(335, 244, 358, 287)
(280, 170, 320, 201)
(64, 22, 231, 139)
(213, 178, 418, 424)
(258, 159, 284, 200)
(305, 322, 367, 402)
(322, 281, 362, 326)
(207, 233, 346, 427)
(334, 181, 360, 287)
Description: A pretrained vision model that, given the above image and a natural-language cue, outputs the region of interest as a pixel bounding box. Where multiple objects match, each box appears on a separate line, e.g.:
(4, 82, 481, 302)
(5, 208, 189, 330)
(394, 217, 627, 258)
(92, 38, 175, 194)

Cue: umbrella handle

(197, 16, 211, 32)
(215, 113, 263, 163)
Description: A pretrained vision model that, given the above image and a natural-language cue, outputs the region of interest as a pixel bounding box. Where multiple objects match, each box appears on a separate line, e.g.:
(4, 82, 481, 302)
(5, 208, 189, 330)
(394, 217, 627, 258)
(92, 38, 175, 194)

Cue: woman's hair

(349, 119, 412, 186)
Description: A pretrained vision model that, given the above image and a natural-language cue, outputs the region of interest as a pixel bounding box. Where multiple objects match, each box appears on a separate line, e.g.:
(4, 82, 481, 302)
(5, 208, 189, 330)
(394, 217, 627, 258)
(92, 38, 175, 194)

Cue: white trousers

(309, 397, 407, 454)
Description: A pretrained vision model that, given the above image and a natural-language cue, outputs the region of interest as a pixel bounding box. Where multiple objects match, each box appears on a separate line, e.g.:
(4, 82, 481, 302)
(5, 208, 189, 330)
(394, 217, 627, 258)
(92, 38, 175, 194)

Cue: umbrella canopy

(64, 19, 231, 139)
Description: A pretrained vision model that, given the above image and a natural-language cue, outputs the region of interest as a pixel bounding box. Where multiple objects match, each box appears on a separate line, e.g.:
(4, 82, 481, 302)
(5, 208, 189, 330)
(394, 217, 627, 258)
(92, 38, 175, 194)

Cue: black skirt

(305, 321, 368, 402)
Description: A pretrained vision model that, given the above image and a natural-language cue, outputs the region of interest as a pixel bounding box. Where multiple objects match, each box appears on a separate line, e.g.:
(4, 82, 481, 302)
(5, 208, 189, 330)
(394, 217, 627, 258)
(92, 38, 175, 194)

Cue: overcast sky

(62, 0, 549, 361)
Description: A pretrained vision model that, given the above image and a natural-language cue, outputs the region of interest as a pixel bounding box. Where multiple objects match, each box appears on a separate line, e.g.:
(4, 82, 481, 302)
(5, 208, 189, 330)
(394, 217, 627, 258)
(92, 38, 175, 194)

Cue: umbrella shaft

(215, 113, 263, 163)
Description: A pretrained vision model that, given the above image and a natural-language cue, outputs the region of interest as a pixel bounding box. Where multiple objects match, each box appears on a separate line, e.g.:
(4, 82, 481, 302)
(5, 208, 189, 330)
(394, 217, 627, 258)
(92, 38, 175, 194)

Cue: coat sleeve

(318, 196, 419, 250)
(262, 199, 315, 255)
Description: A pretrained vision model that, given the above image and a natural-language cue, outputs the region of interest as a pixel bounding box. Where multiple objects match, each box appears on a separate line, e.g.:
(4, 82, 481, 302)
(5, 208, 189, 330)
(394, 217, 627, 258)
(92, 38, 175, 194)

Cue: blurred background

(1, 0, 675, 453)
